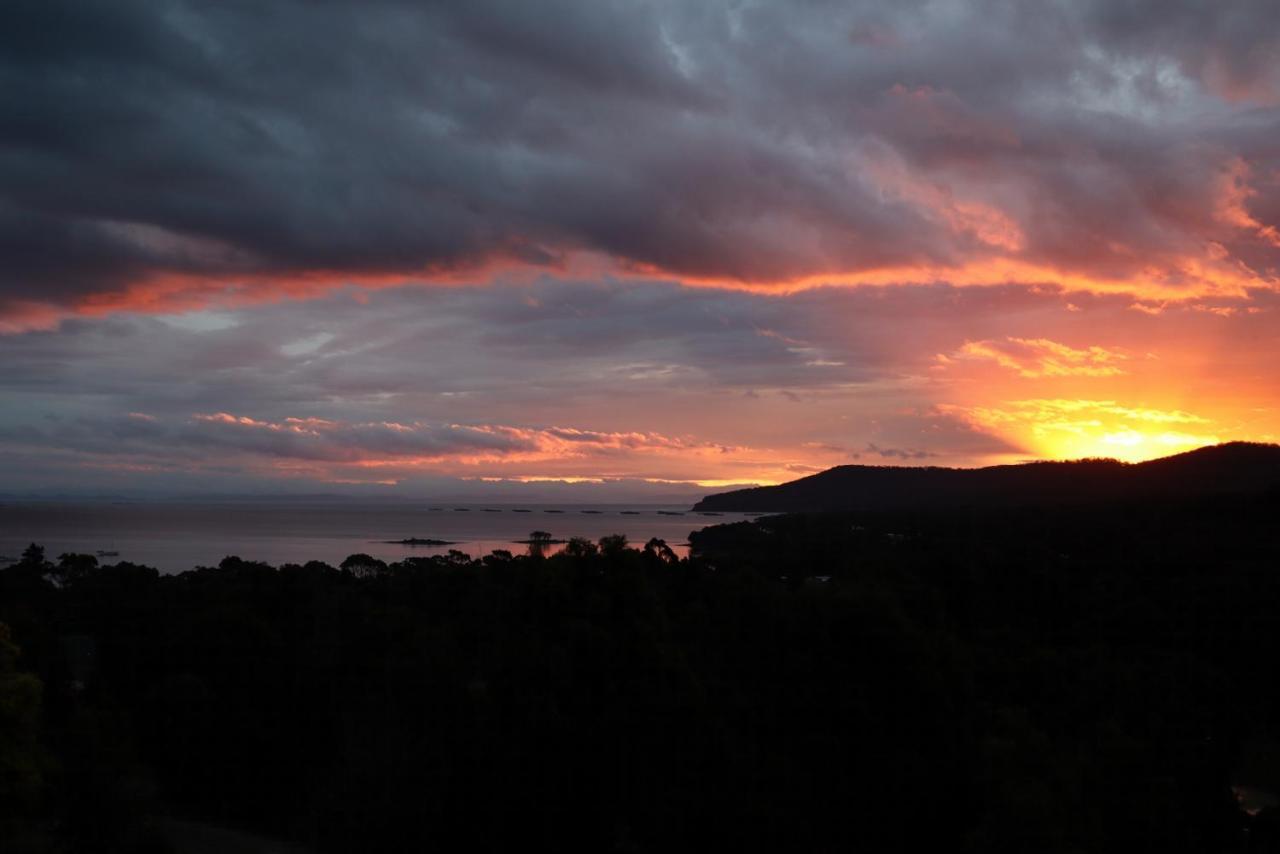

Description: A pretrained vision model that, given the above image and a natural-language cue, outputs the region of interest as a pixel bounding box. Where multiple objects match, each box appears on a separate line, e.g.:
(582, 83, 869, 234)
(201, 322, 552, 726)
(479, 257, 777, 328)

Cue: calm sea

(0, 501, 757, 573)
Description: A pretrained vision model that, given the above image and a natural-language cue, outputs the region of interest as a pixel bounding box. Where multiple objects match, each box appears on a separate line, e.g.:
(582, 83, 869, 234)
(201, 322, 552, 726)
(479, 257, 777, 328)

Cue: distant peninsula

(694, 442, 1280, 512)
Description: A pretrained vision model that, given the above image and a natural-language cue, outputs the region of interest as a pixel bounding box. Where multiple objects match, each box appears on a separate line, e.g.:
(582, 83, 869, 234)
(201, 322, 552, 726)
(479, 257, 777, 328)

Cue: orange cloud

(186, 412, 768, 478)
(171, 411, 893, 488)
(862, 139, 1025, 252)
(622, 252, 1277, 304)
(1216, 158, 1280, 248)
(0, 300, 64, 334)
(3, 206, 1277, 335)
(943, 337, 1129, 378)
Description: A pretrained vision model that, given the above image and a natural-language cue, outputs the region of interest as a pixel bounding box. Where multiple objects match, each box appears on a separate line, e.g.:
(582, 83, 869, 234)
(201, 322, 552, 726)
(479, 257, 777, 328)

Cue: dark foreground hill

(694, 441, 1280, 512)
(6, 486, 1280, 852)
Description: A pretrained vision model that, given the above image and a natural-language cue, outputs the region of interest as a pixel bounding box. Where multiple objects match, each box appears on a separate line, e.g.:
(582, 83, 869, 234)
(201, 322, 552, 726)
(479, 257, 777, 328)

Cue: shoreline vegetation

(3, 472, 1280, 851)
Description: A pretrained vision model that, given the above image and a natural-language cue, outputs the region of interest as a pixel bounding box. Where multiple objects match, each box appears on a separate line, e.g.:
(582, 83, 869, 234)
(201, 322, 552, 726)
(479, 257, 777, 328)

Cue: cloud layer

(2, 2, 1279, 495)
(4, 0, 1280, 328)
(2, 277, 1276, 494)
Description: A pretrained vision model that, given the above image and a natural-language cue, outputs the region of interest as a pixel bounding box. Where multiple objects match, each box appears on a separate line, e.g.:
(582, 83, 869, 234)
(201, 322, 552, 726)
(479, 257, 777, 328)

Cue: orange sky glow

(2, 1, 1278, 497)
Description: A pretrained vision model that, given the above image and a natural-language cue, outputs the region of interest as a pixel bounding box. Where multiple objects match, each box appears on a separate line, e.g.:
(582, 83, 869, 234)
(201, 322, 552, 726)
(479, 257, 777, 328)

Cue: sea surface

(0, 501, 758, 573)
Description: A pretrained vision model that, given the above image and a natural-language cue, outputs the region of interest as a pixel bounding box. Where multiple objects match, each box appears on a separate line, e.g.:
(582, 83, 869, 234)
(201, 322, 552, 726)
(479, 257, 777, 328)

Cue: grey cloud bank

(3, 0, 1279, 321)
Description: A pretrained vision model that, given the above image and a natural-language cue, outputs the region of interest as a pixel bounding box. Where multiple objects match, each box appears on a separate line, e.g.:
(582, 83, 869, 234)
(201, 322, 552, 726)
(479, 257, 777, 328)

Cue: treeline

(2, 494, 1280, 852)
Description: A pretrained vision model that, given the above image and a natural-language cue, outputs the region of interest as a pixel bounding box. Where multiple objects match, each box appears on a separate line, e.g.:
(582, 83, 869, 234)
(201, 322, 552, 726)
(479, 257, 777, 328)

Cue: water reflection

(0, 501, 743, 572)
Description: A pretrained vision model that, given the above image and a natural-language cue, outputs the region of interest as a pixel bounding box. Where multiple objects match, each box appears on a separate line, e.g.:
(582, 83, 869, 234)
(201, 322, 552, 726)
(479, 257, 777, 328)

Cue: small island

(384, 537, 457, 546)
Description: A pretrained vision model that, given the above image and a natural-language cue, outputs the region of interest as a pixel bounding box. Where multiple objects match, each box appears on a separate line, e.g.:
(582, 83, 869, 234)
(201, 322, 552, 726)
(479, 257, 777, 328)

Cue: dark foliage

(3, 494, 1280, 852)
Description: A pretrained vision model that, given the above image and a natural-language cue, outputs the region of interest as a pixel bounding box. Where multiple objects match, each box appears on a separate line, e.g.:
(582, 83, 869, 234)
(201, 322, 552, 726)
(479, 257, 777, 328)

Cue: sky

(2, 0, 1279, 499)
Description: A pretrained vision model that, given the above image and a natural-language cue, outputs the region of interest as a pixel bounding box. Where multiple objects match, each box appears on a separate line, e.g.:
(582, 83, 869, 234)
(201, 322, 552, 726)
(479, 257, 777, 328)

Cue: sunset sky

(2, 0, 1279, 499)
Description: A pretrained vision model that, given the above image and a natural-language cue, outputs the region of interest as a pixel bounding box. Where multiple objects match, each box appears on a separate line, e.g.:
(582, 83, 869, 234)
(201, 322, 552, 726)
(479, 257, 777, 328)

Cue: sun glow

(1046, 428, 1220, 463)
(940, 399, 1223, 463)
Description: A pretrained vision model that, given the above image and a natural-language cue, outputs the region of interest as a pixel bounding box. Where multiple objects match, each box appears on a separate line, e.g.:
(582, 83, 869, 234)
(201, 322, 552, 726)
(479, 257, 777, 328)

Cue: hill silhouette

(693, 441, 1280, 512)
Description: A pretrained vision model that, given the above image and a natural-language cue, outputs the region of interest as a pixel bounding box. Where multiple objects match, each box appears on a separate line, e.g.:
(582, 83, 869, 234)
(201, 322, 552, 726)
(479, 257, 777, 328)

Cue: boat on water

(656, 511, 684, 516)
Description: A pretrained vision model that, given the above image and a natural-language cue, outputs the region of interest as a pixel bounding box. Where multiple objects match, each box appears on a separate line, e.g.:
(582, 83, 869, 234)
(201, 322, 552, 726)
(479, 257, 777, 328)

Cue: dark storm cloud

(1084, 0, 1280, 101)
(3, 0, 1279, 320)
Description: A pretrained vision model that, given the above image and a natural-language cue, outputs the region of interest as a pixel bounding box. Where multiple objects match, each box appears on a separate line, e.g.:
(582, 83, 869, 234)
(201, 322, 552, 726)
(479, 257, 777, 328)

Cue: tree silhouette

(598, 533, 628, 556)
(527, 530, 553, 558)
(564, 537, 598, 558)
(53, 552, 98, 587)
(18, 543, 45, 570)
(340, 553, 388, 578)
(643, 537, 677, 564)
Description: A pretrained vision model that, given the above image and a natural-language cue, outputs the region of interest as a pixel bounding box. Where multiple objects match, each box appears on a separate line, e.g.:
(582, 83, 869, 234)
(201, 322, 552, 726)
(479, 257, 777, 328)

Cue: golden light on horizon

(939, 399, 1227, 464)
(1032, 427, 1221, 463)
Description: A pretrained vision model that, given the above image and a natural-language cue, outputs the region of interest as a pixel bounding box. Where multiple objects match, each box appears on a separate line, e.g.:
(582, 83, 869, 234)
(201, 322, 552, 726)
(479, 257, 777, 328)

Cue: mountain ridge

(693, 441, 1280, 512)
